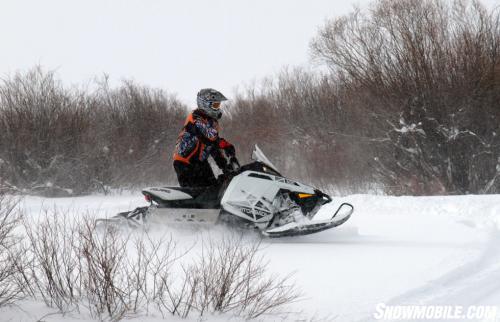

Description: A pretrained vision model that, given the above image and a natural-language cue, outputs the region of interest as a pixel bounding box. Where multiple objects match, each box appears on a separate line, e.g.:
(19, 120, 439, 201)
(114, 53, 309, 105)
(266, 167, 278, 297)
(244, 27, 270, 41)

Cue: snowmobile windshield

(251, 145, 280, 174)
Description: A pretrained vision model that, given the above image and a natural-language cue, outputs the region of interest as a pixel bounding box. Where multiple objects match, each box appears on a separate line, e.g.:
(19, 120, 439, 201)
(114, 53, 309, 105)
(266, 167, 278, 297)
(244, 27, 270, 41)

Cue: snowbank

(1, 193, 499, 321)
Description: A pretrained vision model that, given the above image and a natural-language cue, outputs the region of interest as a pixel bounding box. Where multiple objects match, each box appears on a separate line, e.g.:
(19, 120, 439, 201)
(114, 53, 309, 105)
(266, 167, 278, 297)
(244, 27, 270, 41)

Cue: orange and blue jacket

(173, 109, 226, 168)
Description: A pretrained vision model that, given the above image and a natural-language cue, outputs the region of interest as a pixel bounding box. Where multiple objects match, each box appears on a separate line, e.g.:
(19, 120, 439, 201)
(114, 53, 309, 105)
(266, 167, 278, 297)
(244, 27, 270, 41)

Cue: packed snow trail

(384, 227, 500, 304)
(3, 193, 500, 321)
(263, 195, 496, 321)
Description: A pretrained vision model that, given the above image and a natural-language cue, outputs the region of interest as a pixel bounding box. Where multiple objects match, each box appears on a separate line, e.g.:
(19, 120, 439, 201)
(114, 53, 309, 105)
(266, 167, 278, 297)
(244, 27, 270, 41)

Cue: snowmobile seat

(142, 183, 224, 209)
(172, 186, 210, 198)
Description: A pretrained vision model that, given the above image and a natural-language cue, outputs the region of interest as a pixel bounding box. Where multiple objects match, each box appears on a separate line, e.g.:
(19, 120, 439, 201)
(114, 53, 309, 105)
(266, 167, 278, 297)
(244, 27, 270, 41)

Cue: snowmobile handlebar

(229, 156, 240, 170)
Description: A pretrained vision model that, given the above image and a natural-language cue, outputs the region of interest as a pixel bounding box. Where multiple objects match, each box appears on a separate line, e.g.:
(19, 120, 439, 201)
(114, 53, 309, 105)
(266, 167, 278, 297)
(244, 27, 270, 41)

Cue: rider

(173, 88, 235, 187)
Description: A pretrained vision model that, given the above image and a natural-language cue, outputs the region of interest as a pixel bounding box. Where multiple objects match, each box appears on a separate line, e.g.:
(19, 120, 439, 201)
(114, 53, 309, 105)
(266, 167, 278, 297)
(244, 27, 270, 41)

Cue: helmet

(196, 88, 227, 119)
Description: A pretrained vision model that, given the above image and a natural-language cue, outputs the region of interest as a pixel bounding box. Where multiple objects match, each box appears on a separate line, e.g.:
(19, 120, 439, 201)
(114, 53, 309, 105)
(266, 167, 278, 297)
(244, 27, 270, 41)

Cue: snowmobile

(98, 145, 353, 238)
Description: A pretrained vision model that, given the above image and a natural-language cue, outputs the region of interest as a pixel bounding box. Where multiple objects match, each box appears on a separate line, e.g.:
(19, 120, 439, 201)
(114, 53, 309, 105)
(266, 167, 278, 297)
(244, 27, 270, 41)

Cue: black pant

(173, 160, 217, 187)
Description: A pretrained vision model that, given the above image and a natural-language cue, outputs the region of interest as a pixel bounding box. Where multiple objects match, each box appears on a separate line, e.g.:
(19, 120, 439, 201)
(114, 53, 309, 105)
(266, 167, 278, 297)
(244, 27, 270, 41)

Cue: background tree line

(0, 0, 499, 196)
(230, 0, 500, 195)
(0, 69, 186, 195)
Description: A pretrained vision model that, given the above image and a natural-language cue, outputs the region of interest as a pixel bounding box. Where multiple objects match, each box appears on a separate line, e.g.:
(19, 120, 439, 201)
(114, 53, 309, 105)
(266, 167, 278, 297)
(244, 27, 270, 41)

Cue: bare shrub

(224, 68, 376, 193)
(184, 234, 301, 319)
(0, 67, 93, 195)
(132, 233, 189, 317)
(20, 212, 180, 320)
(77, 220, 131, 320)
(0, 67, 186, 195)
(80, 226, 182, 319)
(90, 78, 186, 187)
(21, 211, 82, 311)
(0, 197, 24, 306)
(18, 212, 301, 320)
(311, 0, 500, 194)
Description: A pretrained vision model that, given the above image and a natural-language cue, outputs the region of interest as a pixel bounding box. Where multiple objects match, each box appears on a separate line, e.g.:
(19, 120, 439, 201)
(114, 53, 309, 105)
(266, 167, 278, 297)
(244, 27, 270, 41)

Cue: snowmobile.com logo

(374, 303, 500, 320)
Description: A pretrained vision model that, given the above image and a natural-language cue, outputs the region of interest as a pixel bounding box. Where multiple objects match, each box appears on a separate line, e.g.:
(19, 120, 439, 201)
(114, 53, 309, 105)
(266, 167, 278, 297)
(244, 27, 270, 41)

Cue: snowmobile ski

(263, 203, 353, 238)
(96, 206, 150, 229)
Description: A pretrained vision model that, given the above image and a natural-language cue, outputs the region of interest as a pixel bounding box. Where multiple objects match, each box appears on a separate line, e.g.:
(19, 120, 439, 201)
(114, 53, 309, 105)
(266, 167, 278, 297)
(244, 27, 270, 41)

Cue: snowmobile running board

(263, 203, 354, 238)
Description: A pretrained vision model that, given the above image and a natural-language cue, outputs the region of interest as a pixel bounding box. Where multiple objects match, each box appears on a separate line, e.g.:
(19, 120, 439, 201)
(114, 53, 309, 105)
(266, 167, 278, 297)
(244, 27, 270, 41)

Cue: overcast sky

(0, 0, 498, 106)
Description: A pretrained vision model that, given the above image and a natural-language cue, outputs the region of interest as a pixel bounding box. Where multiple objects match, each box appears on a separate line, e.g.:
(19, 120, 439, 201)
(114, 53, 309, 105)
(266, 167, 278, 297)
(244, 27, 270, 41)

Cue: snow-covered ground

(2, 192, 500, 321)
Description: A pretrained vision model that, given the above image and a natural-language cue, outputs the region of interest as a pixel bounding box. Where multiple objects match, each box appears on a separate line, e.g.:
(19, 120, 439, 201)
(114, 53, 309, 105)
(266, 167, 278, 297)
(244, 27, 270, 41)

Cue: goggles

(211, 101, 221, 109)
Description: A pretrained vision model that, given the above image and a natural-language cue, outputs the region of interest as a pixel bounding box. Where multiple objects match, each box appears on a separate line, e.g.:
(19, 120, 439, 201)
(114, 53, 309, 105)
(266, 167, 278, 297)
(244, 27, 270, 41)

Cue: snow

(2, 192, 500, 321)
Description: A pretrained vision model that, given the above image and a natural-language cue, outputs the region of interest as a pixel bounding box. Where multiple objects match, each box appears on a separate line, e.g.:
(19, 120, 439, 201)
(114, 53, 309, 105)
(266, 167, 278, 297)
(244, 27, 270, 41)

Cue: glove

(218, 138, 235, 157)
(222, 162, 233, 175)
